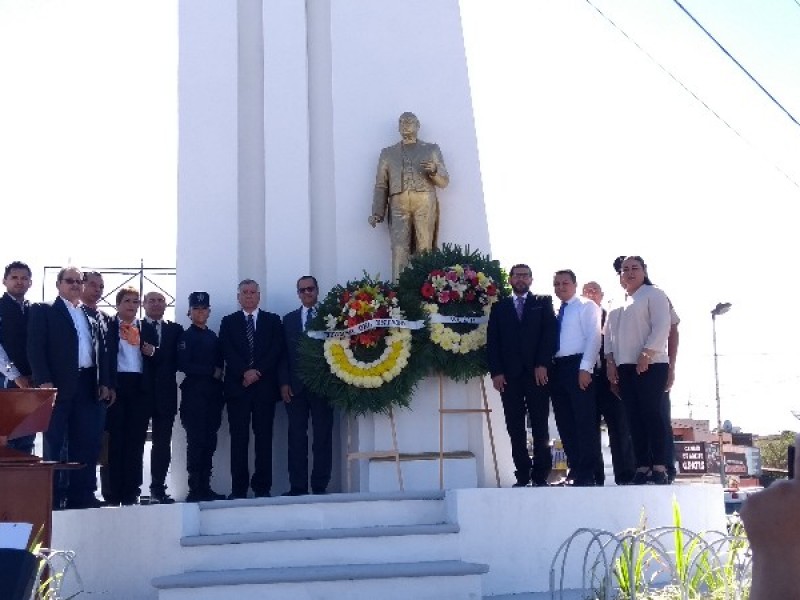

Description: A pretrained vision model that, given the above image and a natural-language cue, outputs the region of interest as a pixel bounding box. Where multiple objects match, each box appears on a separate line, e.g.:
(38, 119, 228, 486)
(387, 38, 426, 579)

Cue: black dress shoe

(512, 480, 530, 488)
(531, 479, 550, 487)
(571, 479, 595, 487)
(226, 493, 247, 500)
(203, 489, 226, 501)
(149, 491, 175, 505)
(282, 489, 307, 497)
(69, 497, 104, 510)
(651, 470, 670, 485)
(632, 471, 650, 485)
(312, 488, 328, 495)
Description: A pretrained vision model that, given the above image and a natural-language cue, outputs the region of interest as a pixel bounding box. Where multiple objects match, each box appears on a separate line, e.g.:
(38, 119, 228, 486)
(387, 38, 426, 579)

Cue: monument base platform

(51, 484, 726, 599)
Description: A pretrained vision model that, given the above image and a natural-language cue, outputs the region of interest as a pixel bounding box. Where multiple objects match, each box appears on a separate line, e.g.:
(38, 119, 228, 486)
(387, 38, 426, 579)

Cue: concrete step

(197, 490, 447, 535)
(181, 523, 461, 571)
(153, 560, 488, 600)
(486, 592, 585, 599)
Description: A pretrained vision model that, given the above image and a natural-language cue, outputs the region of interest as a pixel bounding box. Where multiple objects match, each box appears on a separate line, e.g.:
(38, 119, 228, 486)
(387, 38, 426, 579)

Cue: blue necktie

(515, 296, 525, 320)
(246, 313, 255, 366)
(304, 307, 314, 331)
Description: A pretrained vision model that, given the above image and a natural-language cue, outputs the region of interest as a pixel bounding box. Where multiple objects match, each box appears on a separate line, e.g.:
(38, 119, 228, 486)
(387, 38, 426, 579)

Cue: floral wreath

(398, 244, 509, 381)
(298, 273, 427, 415)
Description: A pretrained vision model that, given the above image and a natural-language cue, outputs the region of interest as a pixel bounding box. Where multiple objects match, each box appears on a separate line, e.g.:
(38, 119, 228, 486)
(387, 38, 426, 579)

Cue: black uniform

(177, 324, 224, 500)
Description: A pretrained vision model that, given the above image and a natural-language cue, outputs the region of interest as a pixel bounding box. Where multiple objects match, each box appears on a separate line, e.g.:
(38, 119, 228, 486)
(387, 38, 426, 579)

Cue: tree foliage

(756, 430, 796, 470)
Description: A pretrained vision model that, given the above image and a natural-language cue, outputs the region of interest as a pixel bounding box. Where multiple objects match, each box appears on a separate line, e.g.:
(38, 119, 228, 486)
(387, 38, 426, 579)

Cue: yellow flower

(324, 328, 411, 389)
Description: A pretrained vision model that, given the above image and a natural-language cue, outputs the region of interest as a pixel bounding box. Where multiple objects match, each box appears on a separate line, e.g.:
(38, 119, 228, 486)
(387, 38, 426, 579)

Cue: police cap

(188, 291, 210, 308)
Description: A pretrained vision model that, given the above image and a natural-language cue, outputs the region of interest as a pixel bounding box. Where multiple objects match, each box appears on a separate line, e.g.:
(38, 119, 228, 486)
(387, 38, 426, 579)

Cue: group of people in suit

(487, 255, 679, 487)
(0, 262, 332, 508)
(2, 253, 677, 508)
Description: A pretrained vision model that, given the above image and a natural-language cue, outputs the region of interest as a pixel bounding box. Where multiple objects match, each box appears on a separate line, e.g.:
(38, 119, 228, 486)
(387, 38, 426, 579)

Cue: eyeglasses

(297, 286, 316, 293)
(59, 278, 83, 285)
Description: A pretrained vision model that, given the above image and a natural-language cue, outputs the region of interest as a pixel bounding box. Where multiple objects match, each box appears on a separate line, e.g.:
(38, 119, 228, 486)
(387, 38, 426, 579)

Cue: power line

(672, 0, 800, 130)
(582, 0, 800, 188)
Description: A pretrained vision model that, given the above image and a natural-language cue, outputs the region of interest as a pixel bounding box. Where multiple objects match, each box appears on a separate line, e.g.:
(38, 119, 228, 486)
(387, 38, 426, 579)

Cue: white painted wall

(448, 485, 728, 595)
(51, 486, 727, 598)
(177, 0, 507, 493)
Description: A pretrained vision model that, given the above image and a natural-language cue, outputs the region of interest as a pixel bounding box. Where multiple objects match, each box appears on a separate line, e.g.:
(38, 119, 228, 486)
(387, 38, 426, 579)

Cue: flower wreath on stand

(397, 244, 509, 381)
(297, 273, 427, 415)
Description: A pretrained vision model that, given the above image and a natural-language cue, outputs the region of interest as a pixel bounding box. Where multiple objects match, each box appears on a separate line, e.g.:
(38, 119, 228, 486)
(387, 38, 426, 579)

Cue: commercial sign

(676, 441, 707, 474)
(745, 446, 762, 476)
(725, 453, 748, 475)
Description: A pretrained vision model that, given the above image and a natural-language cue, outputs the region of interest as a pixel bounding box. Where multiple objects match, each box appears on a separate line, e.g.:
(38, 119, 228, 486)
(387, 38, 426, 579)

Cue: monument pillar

(176, 0, 513, 495)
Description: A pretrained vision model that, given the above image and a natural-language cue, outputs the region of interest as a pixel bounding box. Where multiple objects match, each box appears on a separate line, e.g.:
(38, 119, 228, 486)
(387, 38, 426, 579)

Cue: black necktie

(555, 302, 567, 353)
(246, 313, 255, 366)
(304, 308, 313, 331)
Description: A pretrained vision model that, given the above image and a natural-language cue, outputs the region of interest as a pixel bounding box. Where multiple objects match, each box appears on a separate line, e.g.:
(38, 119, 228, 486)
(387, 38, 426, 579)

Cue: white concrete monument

(175, 0, 511, 496)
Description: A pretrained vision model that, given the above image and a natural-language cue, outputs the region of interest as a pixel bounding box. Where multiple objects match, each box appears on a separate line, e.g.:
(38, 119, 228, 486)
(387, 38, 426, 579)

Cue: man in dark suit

(279, 275, 334, 496)
(487, 263, 557, 487)
(0, 261, 35, 454)
(27, 266, 110, 509)
(140, 291, 183, 504)
(80, 271, 115, 502)
(219, 279, 284, 498)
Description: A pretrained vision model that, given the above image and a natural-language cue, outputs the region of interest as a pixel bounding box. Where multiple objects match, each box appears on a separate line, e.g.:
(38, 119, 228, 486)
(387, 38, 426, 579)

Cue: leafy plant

(613, 509, 655, 599)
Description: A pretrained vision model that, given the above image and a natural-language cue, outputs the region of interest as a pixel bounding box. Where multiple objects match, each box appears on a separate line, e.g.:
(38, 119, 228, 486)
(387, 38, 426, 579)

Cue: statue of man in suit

(369, 112, 449, 280)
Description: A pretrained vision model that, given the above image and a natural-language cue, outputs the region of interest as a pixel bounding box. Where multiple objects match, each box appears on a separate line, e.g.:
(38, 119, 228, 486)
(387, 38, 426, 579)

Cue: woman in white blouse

(604, 256, 672, 485)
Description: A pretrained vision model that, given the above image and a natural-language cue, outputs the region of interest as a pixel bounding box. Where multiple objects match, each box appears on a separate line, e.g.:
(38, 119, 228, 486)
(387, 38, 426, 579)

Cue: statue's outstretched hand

(368, 215, 383, 228)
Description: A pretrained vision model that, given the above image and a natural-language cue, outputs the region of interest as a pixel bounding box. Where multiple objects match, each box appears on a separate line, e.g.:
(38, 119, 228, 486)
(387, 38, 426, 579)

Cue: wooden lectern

(0, 389, 57, 548)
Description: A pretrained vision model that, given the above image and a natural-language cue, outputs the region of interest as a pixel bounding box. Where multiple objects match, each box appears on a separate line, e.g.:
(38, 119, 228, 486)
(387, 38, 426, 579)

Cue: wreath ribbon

(307, 317, 425, 339)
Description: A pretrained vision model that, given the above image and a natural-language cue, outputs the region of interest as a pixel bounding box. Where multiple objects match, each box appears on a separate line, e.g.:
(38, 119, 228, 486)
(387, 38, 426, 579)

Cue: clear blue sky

(1, 0, 798, 433)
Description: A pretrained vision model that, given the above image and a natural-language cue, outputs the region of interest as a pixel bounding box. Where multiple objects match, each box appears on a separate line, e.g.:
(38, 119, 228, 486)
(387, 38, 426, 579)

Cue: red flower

(450, 290, 461, 302)
(341, 290, 351, 305)
(431, 269, 445, 278)
(438, 290, 451, 304)
(464, 290, 476, 302)
(356, 329, 384, 348)
(486, 284, 497, 296)
(421, 282, 435, 299)
(445, 270, 459, 282)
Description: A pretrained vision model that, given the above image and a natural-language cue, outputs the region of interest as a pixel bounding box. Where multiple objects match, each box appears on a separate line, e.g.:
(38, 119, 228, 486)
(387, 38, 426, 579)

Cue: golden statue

(369, 112, 449, 280)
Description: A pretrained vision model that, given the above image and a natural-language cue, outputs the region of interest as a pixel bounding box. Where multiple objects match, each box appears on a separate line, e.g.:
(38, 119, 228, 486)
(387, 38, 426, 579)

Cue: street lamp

(712, 302, 732, 485)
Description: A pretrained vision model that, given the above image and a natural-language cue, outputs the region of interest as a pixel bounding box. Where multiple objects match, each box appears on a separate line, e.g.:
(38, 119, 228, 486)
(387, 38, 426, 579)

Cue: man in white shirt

(550, 270, 602, 486)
